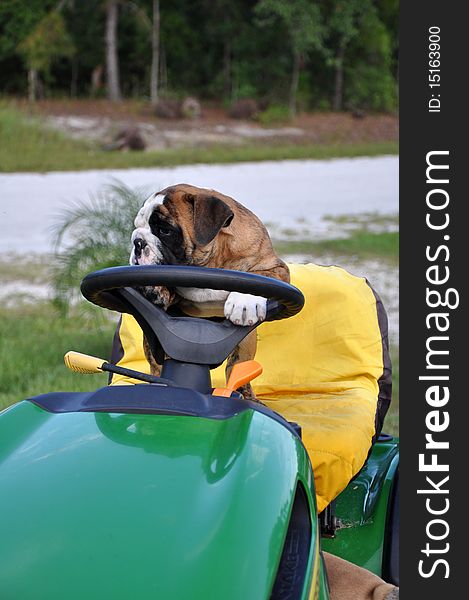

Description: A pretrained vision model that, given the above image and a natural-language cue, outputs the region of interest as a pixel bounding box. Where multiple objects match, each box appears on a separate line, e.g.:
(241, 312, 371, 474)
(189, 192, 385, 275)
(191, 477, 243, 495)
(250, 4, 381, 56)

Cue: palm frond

(51, 179, 156, 312)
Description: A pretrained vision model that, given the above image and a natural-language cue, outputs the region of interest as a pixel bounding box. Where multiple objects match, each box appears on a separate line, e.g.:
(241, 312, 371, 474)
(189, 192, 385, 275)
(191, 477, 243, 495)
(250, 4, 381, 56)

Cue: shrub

(181, 96, 202, 119)
(228, 98, 259, 120)
(51, 180, 149, 311)
(257, 104, 290, 125)
(154, 98, 182, 119)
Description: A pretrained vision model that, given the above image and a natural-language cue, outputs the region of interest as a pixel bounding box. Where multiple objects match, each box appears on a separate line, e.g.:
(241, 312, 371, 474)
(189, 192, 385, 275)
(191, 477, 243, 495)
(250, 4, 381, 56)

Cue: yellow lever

(64, 351, 106, 374)
(213, 360, 263, 397)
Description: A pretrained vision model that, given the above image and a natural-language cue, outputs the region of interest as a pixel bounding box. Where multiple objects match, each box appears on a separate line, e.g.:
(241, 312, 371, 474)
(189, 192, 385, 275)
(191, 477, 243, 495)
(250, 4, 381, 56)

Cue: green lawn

(0, 221, 399, 436)
(0, 300, 399, 436)
(274, 231, 399, 263)
(0, 104, 398, 172)
(0, 303, 113, 411)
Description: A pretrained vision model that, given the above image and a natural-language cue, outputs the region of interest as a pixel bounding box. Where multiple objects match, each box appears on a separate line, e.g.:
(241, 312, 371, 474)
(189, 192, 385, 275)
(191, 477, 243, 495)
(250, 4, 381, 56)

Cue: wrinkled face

(129, 193, 165, 266)
(129, 186, 234, 267)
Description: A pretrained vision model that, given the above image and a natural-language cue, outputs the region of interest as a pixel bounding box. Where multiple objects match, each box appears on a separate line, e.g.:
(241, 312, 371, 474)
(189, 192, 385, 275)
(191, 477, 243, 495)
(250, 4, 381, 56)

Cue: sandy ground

(45, 115, 311, 150)
(0, 156, 398, 253)
(0, 156, 398, 344)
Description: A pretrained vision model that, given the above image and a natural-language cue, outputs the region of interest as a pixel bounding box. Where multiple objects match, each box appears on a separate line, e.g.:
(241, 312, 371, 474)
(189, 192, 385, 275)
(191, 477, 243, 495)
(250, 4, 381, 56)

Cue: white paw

(224, 292, 267, 326)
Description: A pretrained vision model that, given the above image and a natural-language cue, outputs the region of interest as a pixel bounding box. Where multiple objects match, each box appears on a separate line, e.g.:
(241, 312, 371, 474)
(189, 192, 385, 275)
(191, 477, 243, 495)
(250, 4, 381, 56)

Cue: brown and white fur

(129, 183, 289, 399)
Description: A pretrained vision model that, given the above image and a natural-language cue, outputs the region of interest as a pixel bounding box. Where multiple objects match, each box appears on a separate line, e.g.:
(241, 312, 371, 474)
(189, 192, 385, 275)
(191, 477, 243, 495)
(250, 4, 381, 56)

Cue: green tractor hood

(0, 388, 317, 600)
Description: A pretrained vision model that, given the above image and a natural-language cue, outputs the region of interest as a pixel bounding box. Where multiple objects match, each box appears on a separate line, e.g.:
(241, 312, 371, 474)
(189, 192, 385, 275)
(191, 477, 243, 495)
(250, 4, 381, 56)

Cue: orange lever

(213, 360, 263, 397)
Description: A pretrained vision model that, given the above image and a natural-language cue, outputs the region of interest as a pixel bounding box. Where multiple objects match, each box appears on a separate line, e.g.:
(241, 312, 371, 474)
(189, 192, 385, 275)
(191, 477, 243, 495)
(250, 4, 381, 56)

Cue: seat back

(109, 263, 392, 511)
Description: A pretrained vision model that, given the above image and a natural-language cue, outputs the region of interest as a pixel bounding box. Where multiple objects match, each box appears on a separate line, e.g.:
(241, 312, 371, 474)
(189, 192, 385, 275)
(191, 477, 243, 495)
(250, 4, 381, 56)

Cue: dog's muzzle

(133, 237, 147, 259)
(129, 227, 163, 265)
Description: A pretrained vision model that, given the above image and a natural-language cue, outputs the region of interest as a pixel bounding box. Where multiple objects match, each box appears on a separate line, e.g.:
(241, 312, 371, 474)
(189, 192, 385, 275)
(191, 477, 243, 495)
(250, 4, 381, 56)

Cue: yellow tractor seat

(108, 263, 392, 513)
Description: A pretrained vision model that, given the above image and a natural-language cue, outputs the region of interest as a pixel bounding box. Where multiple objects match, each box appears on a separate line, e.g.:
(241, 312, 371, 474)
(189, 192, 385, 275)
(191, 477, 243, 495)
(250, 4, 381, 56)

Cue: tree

(328, 0, 370, 111)
(150, 0, 160, 105)
(1, 0, 398, 109)
(204, 0, 242, 101)
(105, 0, 121, 101)
(17, 9, 74, 101)
(342, 3, 396, 112)
(119, 0, 160, 103)
(255, 0, 323, 117)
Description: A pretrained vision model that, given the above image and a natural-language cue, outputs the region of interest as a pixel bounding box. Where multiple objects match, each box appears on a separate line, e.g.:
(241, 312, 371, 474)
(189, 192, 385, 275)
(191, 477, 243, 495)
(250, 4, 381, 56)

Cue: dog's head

(130, 184, 235, 267)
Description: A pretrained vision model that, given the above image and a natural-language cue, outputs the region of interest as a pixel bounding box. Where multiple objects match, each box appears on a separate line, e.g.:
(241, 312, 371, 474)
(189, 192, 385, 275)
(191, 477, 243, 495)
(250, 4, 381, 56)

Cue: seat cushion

(109, 263, 391, 512)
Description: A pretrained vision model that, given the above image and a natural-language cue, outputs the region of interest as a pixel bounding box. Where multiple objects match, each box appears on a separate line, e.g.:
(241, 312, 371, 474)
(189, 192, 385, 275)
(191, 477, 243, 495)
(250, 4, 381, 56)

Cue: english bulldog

(129, 183, 289, 398)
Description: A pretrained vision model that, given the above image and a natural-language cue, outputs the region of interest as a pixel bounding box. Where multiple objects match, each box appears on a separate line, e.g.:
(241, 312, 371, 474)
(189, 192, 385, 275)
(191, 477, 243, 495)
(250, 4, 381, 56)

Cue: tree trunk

(289, 51, 301, 118)
(150, 0, 160, 107)
(70, 57, 78, 98)
(105, 0, 121, 102)
(223, 35, 232, 100)
(28, 69, 38, 103)
(150, 0, 160, 106)
(333, 46, 345, 112)
(160, 43, 167, 94)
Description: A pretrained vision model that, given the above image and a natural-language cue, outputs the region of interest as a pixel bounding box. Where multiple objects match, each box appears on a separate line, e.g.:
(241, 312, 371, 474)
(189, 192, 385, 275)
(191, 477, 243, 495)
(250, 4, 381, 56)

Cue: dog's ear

(190, 195, 234, 246)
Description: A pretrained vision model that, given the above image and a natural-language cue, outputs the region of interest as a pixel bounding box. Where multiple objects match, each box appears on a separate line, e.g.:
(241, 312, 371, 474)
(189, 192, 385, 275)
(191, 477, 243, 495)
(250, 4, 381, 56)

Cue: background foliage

(51, 180, 147, 309)
(0, 0, 398, 111)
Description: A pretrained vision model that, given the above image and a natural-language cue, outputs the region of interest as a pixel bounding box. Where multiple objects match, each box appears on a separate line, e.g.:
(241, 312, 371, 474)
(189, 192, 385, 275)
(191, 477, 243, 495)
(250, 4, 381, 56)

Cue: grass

(258, 104, 291, 125)
(274, 231, 399, 262)
(0, 253, 51, 283)
(0, 303, 114, 411)
(0, 299, 399, 437)
(0, 224, 399, 435)
(323, 212, 400, 228)
(0, 104, 398, 172)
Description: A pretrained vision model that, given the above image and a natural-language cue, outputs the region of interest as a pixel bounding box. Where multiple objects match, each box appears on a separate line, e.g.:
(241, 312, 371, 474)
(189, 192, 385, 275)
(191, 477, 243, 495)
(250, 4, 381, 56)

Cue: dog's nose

(133, 238, 147, 257)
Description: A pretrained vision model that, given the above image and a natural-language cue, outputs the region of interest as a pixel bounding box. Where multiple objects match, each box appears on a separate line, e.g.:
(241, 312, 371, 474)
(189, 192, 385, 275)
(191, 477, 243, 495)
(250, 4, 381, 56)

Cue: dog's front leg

(226, 331, 259, 401)
(223, 292, 267, 401)
(140, 285, 175, 308)
(143, 335, 162, 377)
(139, 286, 176, 377)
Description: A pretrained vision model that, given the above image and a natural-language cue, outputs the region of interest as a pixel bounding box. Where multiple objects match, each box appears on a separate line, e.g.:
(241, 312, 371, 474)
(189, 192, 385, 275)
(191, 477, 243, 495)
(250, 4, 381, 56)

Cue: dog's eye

(158, 225, 172, 237)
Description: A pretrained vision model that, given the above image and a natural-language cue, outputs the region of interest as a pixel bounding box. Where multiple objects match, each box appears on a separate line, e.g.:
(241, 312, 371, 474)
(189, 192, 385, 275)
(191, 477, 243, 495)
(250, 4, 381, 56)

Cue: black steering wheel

(81, 265, 304, 366)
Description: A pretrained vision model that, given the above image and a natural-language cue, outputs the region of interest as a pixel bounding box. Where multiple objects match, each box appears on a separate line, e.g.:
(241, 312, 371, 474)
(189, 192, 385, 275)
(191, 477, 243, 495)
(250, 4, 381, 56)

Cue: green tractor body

(1, 392, 323, 599)
(0, 266, 399, 598)
(0, 388, 398, 599)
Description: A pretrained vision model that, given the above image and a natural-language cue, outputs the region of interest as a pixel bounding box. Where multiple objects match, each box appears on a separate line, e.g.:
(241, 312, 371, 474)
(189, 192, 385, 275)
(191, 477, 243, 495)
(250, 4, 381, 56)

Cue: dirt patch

(43, 115, 310, 151)
(15, 99, 398, 151)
